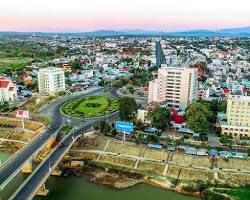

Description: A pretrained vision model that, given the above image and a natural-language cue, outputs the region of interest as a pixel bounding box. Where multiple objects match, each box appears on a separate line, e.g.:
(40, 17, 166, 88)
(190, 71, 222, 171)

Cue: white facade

(148, 79, 159, 103)
(137, 109, 151, 124)
(148, 66, 198, 111)
(0, 78, 17, 102)
(38, 67, 66, 94)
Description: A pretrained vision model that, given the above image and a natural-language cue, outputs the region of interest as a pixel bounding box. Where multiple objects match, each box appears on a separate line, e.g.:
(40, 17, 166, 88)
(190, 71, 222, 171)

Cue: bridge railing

(0, 128, 59, 190)
(9, 129, 80, 200)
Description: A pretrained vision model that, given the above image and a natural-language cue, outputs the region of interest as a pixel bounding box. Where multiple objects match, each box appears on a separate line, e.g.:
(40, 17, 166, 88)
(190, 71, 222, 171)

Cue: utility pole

(21, 116, 25, 130)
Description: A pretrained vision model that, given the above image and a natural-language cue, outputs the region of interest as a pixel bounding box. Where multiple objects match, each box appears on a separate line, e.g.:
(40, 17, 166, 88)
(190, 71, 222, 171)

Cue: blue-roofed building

(145, 127, 158, 133)
(148, 144, 163, 149)
(185, 147, 197, 155)
(208, 149, 218, 157)
(219, 151, 230, 158)
(178, 127, 194, 134)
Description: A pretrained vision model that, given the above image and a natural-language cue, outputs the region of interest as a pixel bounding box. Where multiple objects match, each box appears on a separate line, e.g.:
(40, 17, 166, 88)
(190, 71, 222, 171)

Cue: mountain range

(1, 26, 250, 37)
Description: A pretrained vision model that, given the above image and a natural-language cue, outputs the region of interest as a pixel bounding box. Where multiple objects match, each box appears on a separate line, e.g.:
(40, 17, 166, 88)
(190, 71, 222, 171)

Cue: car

(59, 143, 65, 148)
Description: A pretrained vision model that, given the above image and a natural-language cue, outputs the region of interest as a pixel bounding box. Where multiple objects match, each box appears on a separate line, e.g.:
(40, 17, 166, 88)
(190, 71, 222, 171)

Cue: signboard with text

(115, 121, 134, 134)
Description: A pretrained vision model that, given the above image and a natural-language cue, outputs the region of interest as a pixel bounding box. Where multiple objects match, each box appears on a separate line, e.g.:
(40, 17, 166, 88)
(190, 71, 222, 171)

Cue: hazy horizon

(1, 0, 250, 32)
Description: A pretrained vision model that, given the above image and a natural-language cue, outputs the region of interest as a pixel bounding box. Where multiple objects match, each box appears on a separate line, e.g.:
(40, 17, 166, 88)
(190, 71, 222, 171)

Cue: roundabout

(62, 96, 119, 119)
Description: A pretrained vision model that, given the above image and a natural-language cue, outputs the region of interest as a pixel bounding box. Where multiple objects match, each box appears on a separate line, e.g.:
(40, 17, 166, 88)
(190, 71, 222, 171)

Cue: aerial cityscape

(0, 0, 250, 200)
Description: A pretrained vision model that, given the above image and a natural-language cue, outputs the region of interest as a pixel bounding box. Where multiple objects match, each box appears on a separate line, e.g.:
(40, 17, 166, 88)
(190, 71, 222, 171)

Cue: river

(0, 153, 199, 200)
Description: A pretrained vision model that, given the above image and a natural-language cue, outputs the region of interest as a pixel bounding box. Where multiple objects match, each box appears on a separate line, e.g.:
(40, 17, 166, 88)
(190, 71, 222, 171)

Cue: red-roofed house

(242, 87, 248, 96)
(222, 89, 231, 97)
(0, 77, 17, 102)
(23, 73, 33, 84)
(170, 108, 185, 129)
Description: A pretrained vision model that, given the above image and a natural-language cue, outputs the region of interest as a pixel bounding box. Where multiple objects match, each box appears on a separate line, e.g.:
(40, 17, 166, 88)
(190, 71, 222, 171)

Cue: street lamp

(49, 156, 52, 173)
(67, 119, 71, 127)
(91, 121, 94, 132)
(233, 138, 237, 153)
(72, 128, 75, 141)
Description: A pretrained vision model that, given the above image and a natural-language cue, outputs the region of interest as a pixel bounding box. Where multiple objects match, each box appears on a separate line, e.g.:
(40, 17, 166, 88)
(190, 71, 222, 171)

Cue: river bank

(59, 159, 202, 198)
(67, 134, 250, 199)
(0, 153, 199, 200)
(2, 130, 250, 200)
(35, 175, 199, 200)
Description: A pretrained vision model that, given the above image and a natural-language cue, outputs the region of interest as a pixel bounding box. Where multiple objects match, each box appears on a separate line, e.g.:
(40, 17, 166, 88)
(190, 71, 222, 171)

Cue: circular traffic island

(62, 96, 119, 119)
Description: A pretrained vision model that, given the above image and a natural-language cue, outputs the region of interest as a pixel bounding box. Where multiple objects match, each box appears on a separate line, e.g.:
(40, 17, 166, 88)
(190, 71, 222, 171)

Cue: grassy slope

(214, 188, 250, 200)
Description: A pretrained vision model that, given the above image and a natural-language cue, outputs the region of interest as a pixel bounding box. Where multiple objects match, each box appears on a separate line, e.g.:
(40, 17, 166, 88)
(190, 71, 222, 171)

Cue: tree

(185, 102, 212, 138)
(98, 77, 105, 87)
(219, 135, 233, 145)
(217, 101, 227, 112)
(133, 131, 144, 144)
(0, 102, 10, 112)
(147, 134, 160, 144)
(148, 107, 170, 130)
(247, 148, 250, 156)
(103, 123, 111, 135)
(127, 86, 136, 94)
(119, 97, 137, 121)
(197, 99, 227, 122)
(134, 119, 145, 131)
(95, 121, 111, 135)
(69, 59, 82, 71)
(165, 137, 173, 146)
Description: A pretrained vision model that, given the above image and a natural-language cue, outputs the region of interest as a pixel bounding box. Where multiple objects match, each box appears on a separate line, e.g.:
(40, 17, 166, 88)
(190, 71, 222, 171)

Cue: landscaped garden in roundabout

(62, 96, 119, 119)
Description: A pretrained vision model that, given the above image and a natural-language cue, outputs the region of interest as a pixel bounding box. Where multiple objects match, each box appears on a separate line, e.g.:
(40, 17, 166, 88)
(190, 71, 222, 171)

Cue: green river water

(0, 153, 199, 200)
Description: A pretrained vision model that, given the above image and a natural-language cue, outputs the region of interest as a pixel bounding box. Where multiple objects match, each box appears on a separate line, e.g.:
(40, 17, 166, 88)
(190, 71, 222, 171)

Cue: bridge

(0, 87, 142, 199)
(0, 88, 105, 192)
(0, 122, 62, 190)
(9, 124, 93, 200)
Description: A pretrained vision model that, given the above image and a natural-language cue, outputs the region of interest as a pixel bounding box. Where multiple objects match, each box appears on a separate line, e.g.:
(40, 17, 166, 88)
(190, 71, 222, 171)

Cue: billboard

(16, 109, 30, 119)
(115, 121, 134, 133)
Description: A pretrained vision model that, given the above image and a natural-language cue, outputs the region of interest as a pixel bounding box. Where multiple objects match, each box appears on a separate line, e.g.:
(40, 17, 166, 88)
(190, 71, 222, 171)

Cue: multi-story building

(38, 67, 66, 94)
(148, 66, 198, 110)
(137, 109, 151, 124)
(220, 95, 250, 138)
(0, 77, 17, 102)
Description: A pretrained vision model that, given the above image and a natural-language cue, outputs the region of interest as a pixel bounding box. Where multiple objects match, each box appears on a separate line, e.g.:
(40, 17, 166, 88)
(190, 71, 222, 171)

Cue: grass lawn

(214, 187, 250, 200)
(0, 57, 34, 73)
(62, 96, 119, 118)
(76, 96, 110, 114)
(0, 130, 11, 138)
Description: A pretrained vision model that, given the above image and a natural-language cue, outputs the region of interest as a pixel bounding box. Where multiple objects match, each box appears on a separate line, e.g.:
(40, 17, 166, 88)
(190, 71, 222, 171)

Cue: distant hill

(0, 26, 250, 37)
(218, 26, 250, 36)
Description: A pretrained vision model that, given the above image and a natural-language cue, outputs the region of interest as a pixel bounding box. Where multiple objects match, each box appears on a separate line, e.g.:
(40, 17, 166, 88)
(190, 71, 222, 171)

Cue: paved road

(1, 86, 147, 199)
(10, 125, 91, 200)
(0, 87, 103, 189)
(0, 109, 62, 188)
(10, 111, 120, 200)
(156, 41, 166, 67)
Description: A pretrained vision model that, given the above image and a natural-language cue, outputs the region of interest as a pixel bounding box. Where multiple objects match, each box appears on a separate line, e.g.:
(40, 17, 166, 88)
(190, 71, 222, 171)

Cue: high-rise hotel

(38, 67, 66, 94)
(148, 65, 198, 111)
(221, 95, 250, 138)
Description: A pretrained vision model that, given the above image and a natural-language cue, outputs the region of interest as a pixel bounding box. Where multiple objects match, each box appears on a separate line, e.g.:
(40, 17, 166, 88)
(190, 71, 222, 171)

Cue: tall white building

(148, 66, 198, 110)
(38, 67, 66, 94)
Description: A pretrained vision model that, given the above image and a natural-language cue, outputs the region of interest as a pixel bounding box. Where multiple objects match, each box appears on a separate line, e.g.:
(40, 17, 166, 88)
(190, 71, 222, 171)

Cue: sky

(0, 0, 249, 32)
